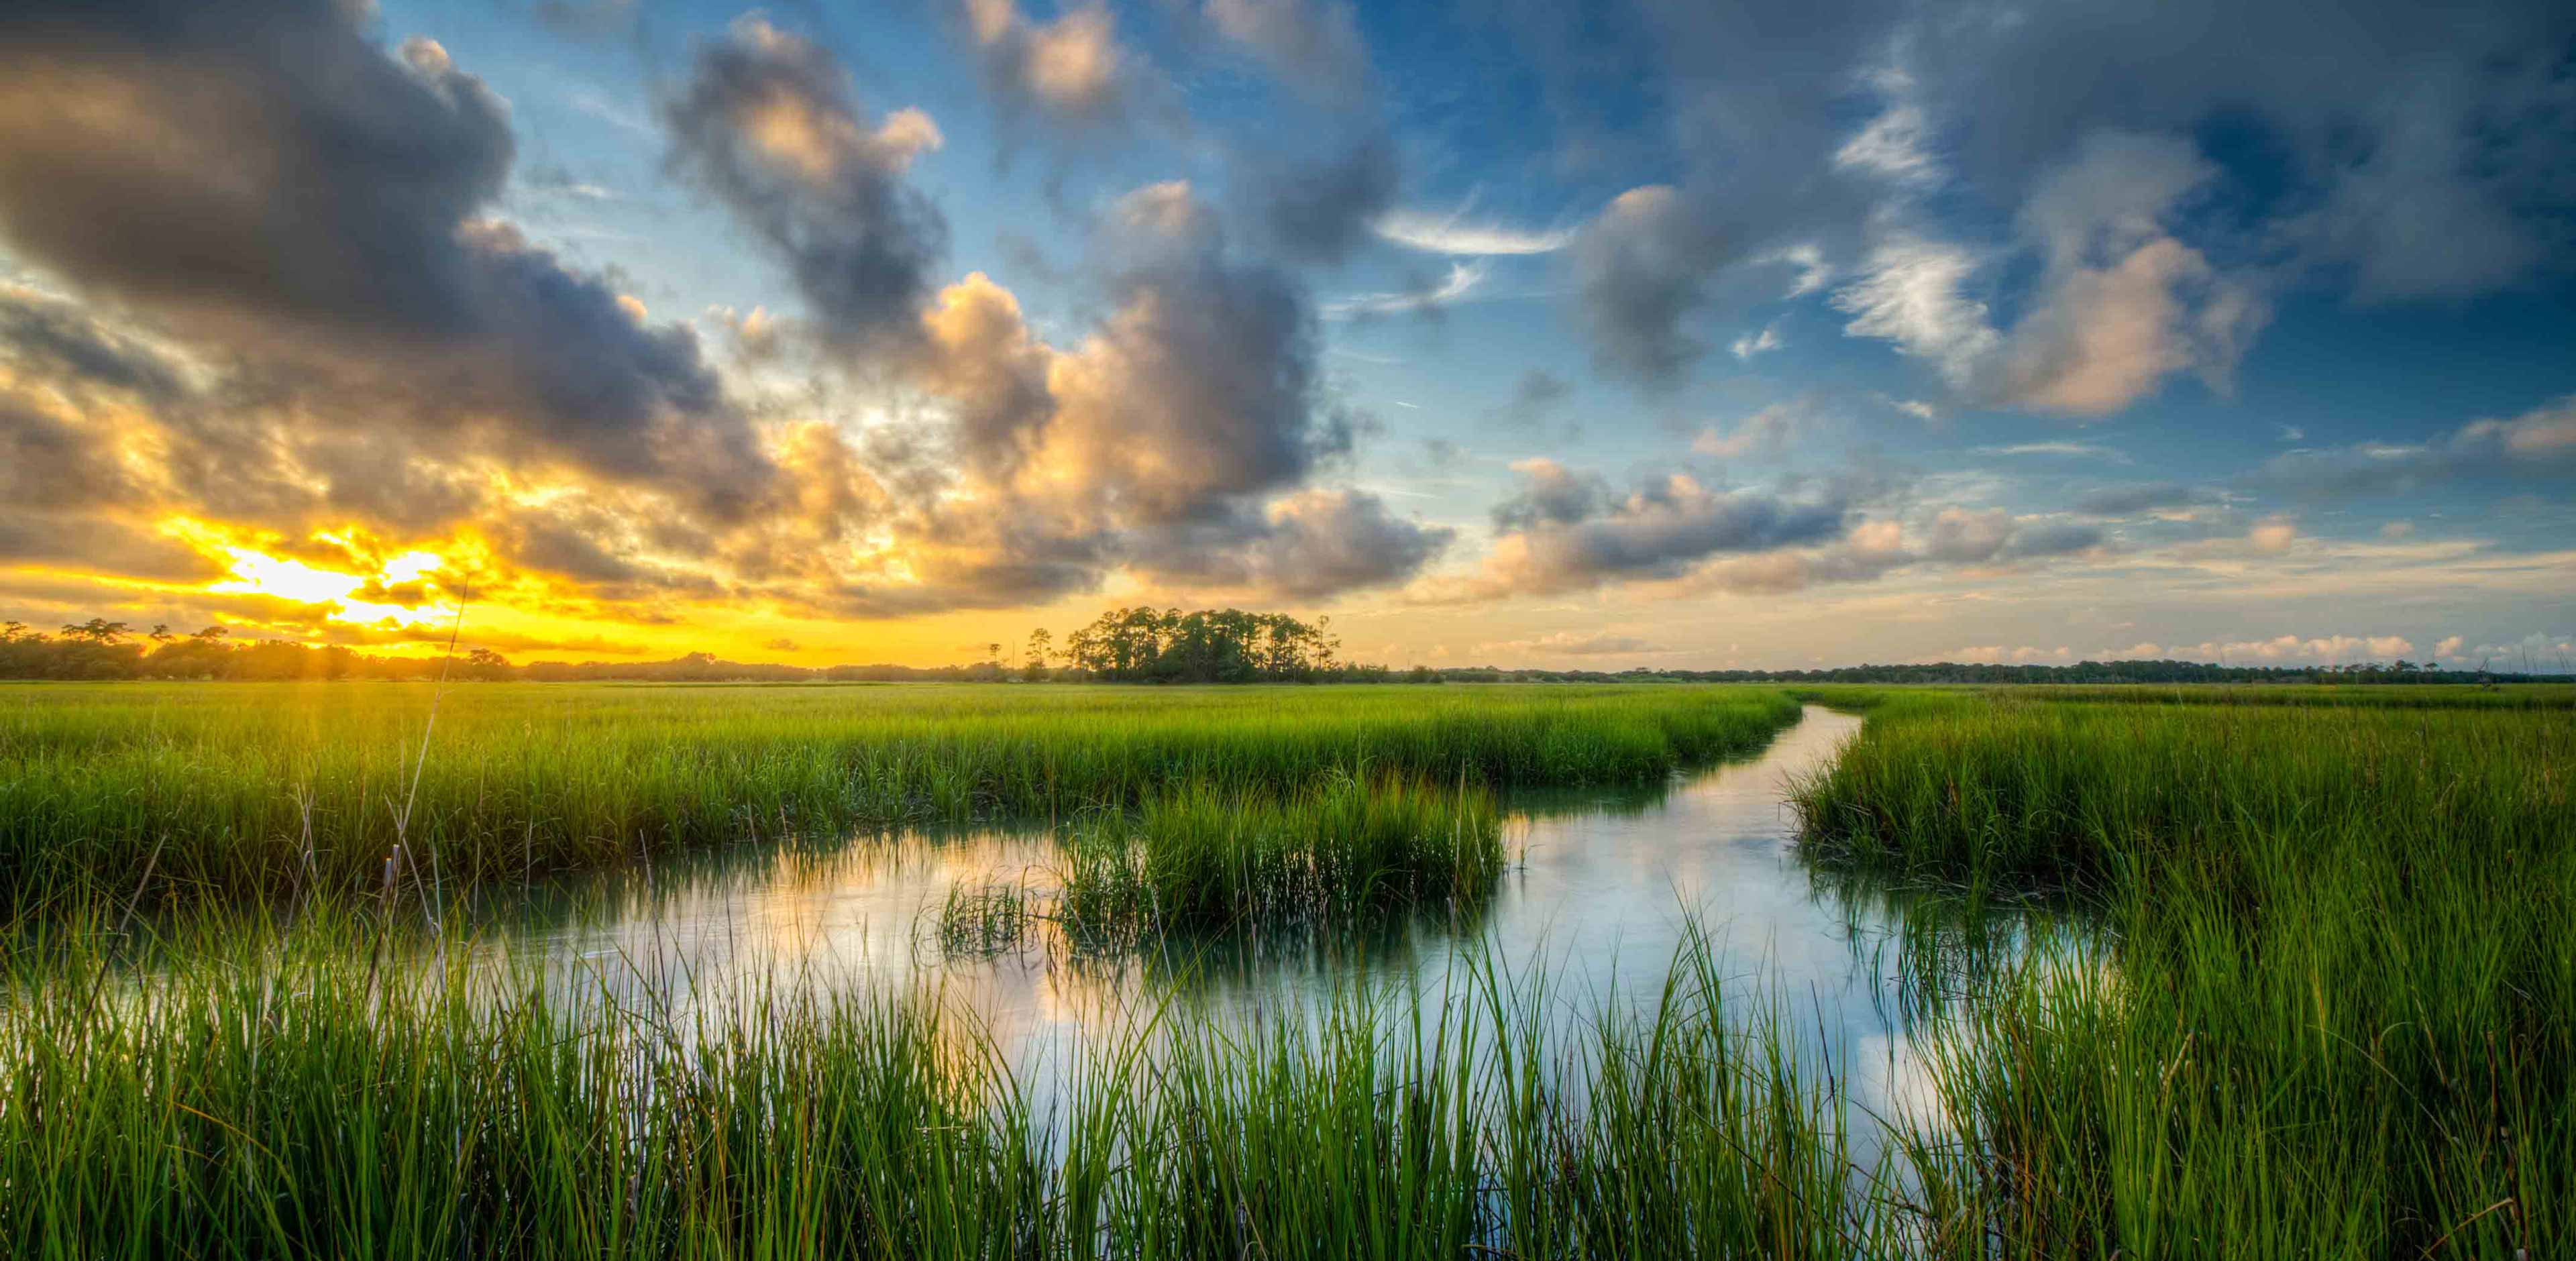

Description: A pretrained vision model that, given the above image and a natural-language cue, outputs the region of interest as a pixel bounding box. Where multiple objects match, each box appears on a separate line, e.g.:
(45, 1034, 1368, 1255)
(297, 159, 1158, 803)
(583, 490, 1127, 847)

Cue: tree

(1023, 628, 1053, 681)
(60, 618, 131, 644)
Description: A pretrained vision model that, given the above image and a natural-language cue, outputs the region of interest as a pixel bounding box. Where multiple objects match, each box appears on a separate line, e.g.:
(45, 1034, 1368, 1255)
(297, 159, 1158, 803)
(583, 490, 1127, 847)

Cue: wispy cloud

(1323, 260, 1489, 319)
(1979, 441, 2132, 463)
(1729, 323, 1782, 360)
(1373, 207, 1574, 256)
(563, 85, 655, 138)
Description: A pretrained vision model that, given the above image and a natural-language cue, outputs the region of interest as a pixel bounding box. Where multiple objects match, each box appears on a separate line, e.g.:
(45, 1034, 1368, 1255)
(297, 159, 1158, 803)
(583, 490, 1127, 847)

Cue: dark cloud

(0, 506, 224, 582)
(0, 400, 140, 512)
(1570, 186, 1741, 389)
(662, 15, 950, 353)
(1051, 190, 1346, 524)
(1491, 459, 1610, 532)
(1527, 0, 2573, 396)
(1133, 490, 1453, 600)
(2074, 481, 2218, 516)
(0, 288, 184, 402)
(0, 0, 767, 513)
(1494, 368, 1572, 432)
(1471, 459, 1851, 596)
(1234, 131, 1400, 264)
(1900, 0, 2575, 300)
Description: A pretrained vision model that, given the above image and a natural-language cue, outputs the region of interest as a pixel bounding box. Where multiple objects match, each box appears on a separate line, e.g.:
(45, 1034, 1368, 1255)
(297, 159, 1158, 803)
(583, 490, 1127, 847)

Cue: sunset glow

(0, 0, 2566, 669)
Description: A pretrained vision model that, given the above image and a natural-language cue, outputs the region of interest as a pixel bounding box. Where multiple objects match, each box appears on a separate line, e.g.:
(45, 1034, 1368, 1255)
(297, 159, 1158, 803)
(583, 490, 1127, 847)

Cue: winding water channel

(438, 705, 2088, 1136)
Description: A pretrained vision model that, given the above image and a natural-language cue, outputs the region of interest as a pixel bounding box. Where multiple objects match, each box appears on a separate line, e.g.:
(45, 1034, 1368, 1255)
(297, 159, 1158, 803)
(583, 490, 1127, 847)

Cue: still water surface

(473, 706, 2055, 1126)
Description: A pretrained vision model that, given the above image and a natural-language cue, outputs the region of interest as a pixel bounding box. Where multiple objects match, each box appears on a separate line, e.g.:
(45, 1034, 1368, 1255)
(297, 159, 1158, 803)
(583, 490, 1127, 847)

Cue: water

(468, 706, 2066, 1128)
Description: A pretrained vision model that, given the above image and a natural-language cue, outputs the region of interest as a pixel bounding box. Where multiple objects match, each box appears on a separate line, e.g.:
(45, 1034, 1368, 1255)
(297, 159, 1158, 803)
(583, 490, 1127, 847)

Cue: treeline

(1, 617, 2553, 685)
(1427, 659, 2545, 685)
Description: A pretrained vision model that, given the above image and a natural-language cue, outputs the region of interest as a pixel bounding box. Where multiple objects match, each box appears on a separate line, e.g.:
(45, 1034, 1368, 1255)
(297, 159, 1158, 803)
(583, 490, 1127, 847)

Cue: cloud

(1951, 645, 2074, 665)
(1836, 132, 2268, 419)
(1456, 459, 1851, 598)
(1729, 323, 1782, 360)
(2172, 634, 2418, 664)
(2435, 635, 2465, 658)
(0, 17, 1436, 625)
(1499, 0, 2571, 404)
(0, 0, 764, 512)
(1572, 186, 1736, 388)
(1835, 101, 1942, 187)
(662, 15, 949, 353)
(1990, 132, 2269, 415)
(1486, 630, 1667, 657)
(2072, 481, 2217, 515)
(1690, 401, 1809, 461)
(1235, 129, 1401, 264)
(1372, 208, 1576, 256)
(961, 0, 1134, 134)
(1831, 236, 1999, 392)
(1922, 507, 2104, 564)
(1489, 368, 1571, 432)
(1133, 488, 1453, 600)
(1982, 441, 2130, 463)
(1202, 0, 1372, 102)
(1898, 1, 2574, 304)
(2254, 395, 2576, 498)
(851, 182, 1446, 608)
(1323, 261, 1486, 320)
(2247, 515, 2300, 554)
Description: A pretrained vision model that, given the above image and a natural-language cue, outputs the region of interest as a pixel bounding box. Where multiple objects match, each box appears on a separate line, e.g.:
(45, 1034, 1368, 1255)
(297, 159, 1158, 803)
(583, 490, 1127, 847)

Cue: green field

(1, 681, 2569, 1257)
(0, 682, 1799, 914)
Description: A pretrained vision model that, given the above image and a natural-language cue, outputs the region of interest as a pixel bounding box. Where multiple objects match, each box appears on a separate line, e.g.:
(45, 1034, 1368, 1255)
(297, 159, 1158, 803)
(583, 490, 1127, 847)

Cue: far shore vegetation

(5, 608, 2558, 685)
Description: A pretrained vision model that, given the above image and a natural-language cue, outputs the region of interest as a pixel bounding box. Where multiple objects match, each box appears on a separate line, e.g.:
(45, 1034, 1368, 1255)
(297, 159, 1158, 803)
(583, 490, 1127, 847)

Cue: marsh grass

(0, 913, 1896, 1260)
(1797, 690, 2576, 1256)
(1051, 772, 1504, 943)
(0, 683, 1800, 912)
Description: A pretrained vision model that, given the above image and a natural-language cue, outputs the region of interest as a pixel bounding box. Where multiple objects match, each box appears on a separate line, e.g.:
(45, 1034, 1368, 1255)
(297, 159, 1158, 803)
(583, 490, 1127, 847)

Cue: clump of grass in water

(936, 877, 1036, 955)
(1049, 772, 1504, 944)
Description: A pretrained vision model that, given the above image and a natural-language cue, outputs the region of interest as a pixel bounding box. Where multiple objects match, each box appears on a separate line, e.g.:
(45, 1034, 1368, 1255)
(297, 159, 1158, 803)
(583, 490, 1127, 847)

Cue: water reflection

(426, 706, 2094, 1138)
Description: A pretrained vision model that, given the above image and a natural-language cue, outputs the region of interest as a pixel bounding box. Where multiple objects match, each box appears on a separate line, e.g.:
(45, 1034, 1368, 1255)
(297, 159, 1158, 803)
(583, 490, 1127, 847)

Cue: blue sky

(0, 0, 2569, 667)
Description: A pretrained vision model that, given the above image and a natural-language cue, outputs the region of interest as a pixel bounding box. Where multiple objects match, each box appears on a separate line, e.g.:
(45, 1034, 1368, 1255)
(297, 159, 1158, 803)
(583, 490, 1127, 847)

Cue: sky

(0, 0, 2570, 671)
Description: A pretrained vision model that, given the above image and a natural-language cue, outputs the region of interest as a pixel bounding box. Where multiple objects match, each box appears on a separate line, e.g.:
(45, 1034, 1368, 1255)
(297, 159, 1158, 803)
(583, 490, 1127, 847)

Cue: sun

(209, 549, 368, 606)
(166, 519, 452, 622)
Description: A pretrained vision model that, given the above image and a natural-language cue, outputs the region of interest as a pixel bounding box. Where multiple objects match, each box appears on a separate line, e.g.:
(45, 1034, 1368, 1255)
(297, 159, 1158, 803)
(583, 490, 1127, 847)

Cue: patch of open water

(455, 706, 2090, 1136)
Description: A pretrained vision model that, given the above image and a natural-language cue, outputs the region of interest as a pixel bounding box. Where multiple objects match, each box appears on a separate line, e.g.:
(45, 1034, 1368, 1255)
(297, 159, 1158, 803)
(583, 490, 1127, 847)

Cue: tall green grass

(1051, 772, 1503, 941)
(1799, 692, 2575, 1256)
(0, 683, 1799, 912)
(0, 914, 1892, 1259)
